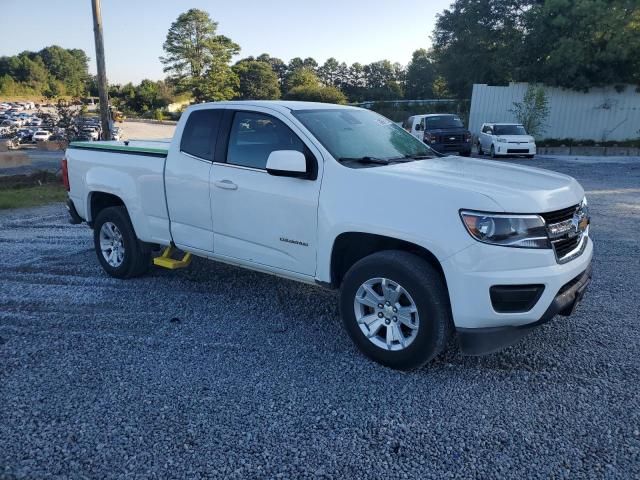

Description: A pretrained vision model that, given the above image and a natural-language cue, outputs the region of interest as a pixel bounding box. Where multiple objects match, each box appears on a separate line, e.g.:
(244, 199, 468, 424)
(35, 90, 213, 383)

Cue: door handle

(214, 180, 238, 190)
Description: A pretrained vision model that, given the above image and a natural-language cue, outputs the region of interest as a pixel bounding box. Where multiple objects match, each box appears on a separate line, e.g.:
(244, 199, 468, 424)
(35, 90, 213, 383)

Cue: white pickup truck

(64, 101, 592, 369)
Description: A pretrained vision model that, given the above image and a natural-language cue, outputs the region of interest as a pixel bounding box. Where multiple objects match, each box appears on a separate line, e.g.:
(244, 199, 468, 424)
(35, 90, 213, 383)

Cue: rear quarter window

(180, 109, 223, 161)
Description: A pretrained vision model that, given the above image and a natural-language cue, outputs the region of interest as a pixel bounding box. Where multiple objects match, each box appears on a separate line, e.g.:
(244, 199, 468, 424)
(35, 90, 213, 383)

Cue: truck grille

(440, 134, 464, 144)
(540, 205, 576, 224)
(541, 204, 588, 264)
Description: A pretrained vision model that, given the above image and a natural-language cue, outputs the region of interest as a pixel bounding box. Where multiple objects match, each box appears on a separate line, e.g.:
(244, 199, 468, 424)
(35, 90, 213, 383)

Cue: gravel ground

(0, 156, 638, 479)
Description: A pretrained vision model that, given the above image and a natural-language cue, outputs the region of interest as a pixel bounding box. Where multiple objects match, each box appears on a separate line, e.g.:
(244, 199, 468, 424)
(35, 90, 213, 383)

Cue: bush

(538, 138, 640, 148)
(153, 109, 165, 121)
(509, 85, 550, 138)
(284, 85, 347, 104)
(366, 100, 471, 123)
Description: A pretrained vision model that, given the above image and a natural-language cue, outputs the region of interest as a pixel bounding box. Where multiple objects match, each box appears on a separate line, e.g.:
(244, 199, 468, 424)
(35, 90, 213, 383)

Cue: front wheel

(490, 144, 496, 158)
(93, 206, 150, 279)
(339, 251, 453, 370)
(477, 142, 483, 155)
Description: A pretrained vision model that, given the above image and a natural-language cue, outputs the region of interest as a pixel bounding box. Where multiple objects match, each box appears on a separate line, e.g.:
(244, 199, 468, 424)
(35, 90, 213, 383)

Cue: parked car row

(402, 113, 536, 159)
(0, 102, 123, 146)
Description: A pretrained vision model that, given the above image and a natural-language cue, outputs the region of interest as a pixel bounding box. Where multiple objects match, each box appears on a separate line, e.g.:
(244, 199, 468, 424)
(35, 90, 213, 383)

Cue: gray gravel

(1, 156, 639, 479)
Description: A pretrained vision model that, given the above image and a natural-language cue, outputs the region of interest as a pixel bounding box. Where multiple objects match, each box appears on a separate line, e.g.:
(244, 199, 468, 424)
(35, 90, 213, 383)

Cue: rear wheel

(93, 206, 150, 279)
(339, 250, 453, 370)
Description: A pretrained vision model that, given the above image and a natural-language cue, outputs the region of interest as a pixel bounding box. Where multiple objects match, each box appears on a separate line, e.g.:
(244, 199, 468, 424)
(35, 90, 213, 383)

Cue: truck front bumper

(431, 142, 472, 155)
(442, 236, 593, 354)
(494, 142, 536, 156)
(457, 264, 592, 355)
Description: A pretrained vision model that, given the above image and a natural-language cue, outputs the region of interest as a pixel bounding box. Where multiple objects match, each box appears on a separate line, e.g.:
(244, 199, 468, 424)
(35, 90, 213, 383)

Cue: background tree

(404, 49, 436, 99)
(431, 75, 450, 99)
(509, 84, 550, 137)
(431, 0, 531, 98)
(284, 84, 347, 104)
(363, 60, 403, 100)
(160, 9, 240, 102)
(287, 67, 320, 90)
(520, 0, 640, 90)
(0, 46, 89, 98)
(318, 57, 340, 87)
(232, 60, 280, 99)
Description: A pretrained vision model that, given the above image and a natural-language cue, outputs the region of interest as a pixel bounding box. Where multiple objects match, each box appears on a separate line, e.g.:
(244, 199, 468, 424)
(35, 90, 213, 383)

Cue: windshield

(293, 109, 433, 164)
(494, 124, 527, 135)
(423, 115, 464, 129)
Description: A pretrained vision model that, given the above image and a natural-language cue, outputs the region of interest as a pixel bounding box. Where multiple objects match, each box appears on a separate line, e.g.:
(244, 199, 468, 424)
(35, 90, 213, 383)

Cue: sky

(0, 0, 452, 85)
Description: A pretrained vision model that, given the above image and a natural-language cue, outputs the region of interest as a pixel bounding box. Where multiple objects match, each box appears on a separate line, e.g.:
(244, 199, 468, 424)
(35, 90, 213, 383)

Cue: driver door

(210, 108, 322, 276)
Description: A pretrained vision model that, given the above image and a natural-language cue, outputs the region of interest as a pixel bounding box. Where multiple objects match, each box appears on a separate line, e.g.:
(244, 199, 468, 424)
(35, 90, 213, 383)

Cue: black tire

(339, 250, 453, 370)
(460, 150, 471, 157)
(490, 144, 496, 158)
(477, 142, 483, 155)
(93, 206, 150, 279)
(526, 154, 534, 159)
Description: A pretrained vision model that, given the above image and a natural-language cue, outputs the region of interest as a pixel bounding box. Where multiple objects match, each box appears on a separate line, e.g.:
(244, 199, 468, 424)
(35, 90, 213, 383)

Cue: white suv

(478, 123, 536, 158)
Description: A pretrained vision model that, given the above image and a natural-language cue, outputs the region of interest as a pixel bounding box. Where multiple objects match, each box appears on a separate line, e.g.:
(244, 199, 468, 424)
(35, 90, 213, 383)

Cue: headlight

(460, 211, 550, 248)
(497, 137, 508, 143)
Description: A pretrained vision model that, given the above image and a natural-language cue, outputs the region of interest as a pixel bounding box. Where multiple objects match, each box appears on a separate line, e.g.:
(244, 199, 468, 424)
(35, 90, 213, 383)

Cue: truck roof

(193, 100, 361, 113)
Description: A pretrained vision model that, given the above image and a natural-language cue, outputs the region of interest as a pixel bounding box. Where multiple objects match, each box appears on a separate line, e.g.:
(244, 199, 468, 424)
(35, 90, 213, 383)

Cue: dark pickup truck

(403, 114, 472, 156)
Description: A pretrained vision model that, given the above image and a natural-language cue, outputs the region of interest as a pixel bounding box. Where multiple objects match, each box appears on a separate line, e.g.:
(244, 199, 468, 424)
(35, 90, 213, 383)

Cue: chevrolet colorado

(64, 101, 592, 369)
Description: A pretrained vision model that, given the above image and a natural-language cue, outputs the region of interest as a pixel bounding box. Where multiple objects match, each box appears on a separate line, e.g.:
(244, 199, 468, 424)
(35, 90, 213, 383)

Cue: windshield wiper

(337, 156, 390, 165)
(401, 154, 435, 160)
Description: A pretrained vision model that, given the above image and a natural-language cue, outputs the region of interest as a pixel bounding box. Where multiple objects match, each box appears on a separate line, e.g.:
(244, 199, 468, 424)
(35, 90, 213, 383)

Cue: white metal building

(468, 82, 640, 141)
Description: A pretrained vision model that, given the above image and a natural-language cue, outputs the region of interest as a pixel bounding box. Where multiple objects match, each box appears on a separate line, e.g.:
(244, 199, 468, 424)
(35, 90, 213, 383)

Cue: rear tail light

(61, 158, 70, 191)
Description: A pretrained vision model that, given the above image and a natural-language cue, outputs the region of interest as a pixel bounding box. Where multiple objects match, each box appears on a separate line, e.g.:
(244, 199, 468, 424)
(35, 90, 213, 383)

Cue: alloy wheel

(353, 277, 420, 351)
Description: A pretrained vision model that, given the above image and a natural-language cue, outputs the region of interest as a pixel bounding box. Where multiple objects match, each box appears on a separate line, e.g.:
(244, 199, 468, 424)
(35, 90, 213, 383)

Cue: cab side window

(180, 109, 223, 161)
(226, 111, 305, 169)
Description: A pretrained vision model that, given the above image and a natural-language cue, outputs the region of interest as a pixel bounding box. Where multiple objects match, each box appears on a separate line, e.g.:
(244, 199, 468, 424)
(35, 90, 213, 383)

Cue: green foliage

(538, 138, 640, 148)
(509, 85, 550, 138)
(232, 60, 280, 100)
(431, 76, 450, 99)
(432, 0, 640, 97)
(53, 100, 82, 139)
(367, 99, 471, 123)
(431, 0, 528, 98)
(109, 80, 174, 114)
(161, 9, 240, 102)
(287, 67, 320, 89)
(153, 109, 164, 121)
(404, 49, 436, 99)
(0, 184, 67, 210)
(520, 0, 640, 90)
(284, 85, 347, 104)
(0, 46, 89, 98)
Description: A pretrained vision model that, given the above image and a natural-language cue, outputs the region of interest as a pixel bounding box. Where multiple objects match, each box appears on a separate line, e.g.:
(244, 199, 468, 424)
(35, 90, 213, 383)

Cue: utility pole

(91, 0, 112, 140)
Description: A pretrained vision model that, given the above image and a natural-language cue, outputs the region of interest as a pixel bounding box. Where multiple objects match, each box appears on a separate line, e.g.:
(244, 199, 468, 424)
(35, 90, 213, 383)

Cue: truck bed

(69, 139, 171, 157)
(66, 138, 172, 246)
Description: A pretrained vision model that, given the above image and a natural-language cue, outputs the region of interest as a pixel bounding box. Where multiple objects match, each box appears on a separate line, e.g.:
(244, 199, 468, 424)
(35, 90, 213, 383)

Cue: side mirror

(415, 123, 422, 131)
(266, 150, 307, 178)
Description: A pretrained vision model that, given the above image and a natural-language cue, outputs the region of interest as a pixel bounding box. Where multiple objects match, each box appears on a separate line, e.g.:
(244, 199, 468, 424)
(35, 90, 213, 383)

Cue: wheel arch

(87, 191, 126, 224)
(329, 232, 448, 292)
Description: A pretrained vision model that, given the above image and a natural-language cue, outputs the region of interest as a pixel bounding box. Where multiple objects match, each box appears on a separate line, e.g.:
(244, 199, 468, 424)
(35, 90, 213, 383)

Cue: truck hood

(377, 156, 584, 213)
